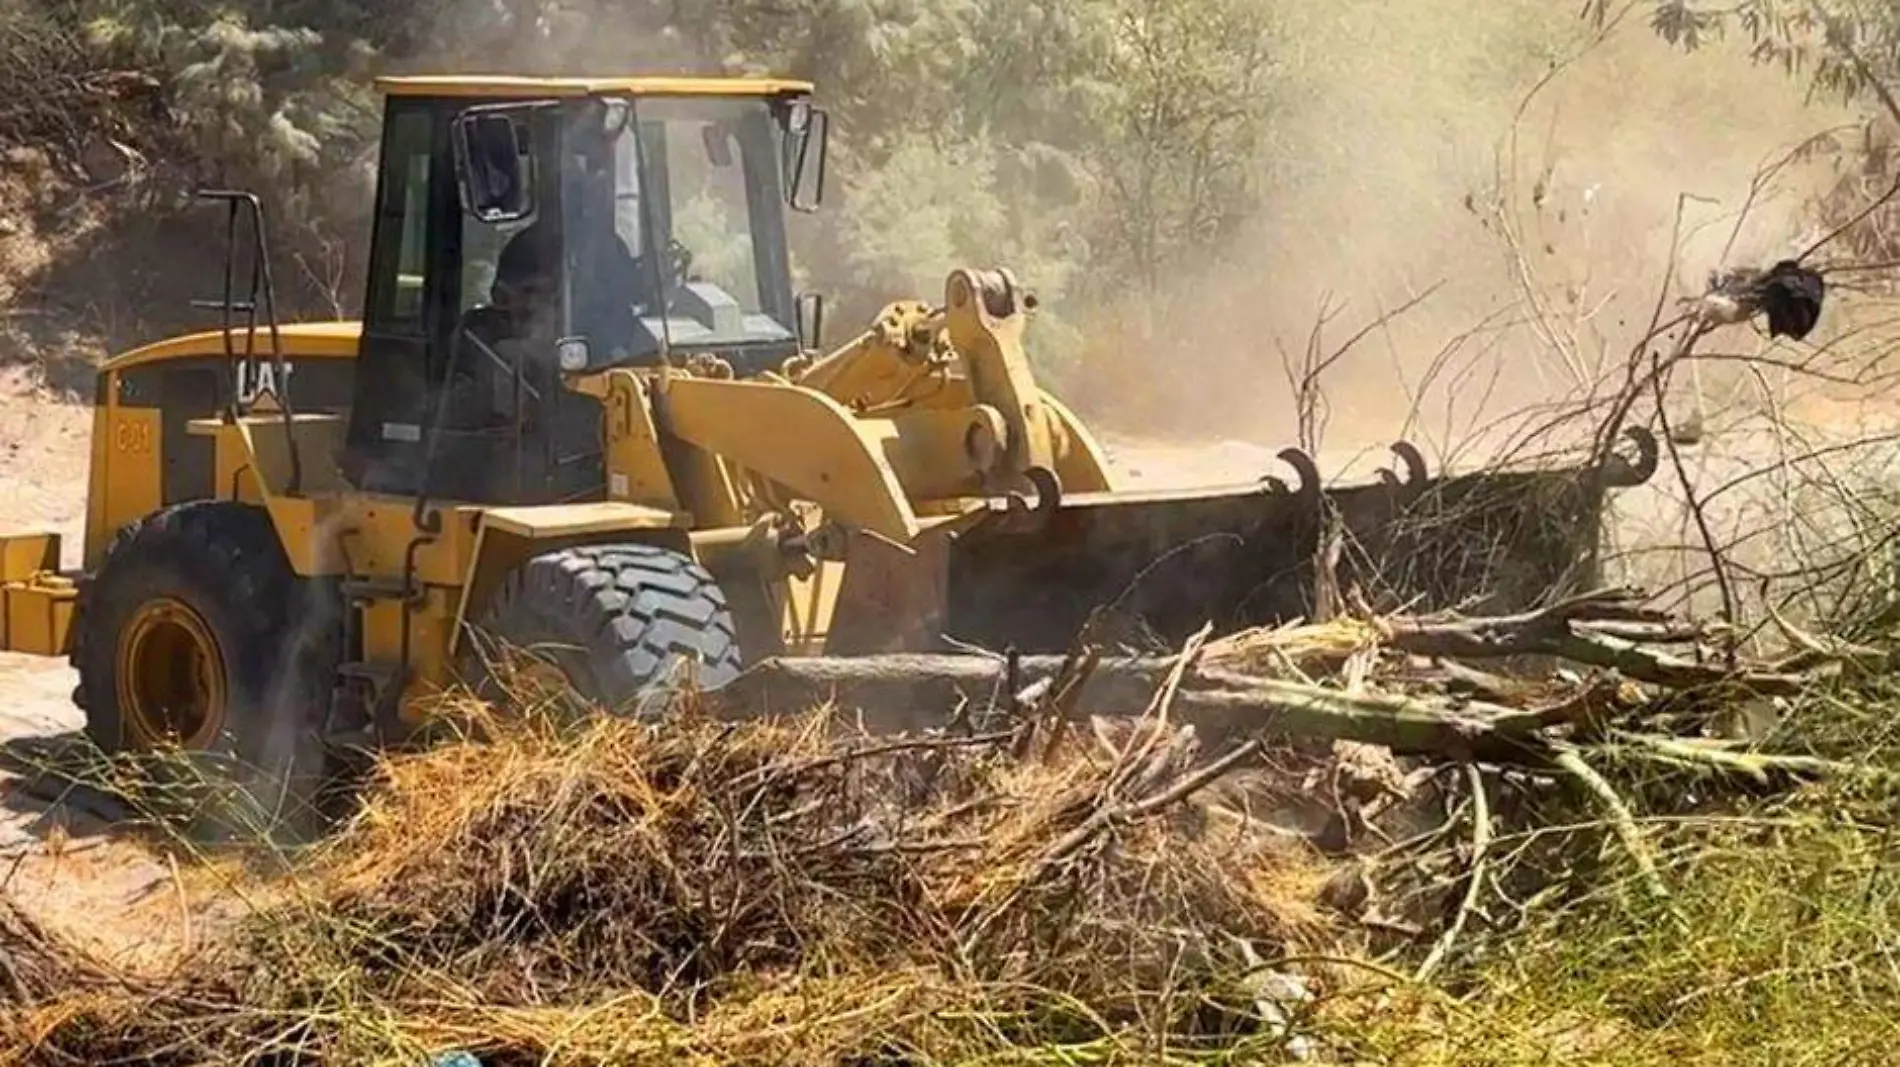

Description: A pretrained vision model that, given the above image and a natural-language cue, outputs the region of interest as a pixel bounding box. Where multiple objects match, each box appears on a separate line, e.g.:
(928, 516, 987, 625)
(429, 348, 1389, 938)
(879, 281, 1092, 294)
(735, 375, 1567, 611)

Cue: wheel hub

(116, 596, 228, 750)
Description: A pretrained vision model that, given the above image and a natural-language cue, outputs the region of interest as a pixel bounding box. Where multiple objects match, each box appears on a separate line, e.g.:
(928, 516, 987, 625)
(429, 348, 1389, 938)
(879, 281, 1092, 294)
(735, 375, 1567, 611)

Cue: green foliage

(1087, 0, 1280, 287)
(707, 0, 1280, 375)
(1611, 1, 1900, 102)
(0, 0, 1287, 371)
(1335, 806, 1900, 1063)
(1617, 1, 1900, 266)
(1318, 675, 1900, 1065)
(827, 134, 1090, 367)
(91, 10, 372, 186)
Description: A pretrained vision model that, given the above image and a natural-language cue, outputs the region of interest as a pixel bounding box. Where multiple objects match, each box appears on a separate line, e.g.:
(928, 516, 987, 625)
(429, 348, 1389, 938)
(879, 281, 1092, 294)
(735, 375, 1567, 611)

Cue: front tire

(466, 542, 743, 715)
(71, 500, 343, 842)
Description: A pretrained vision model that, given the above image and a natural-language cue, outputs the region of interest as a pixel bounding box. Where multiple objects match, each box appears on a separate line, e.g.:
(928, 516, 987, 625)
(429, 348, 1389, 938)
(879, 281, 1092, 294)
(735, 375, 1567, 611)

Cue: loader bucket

(932, 427, 1661, 654)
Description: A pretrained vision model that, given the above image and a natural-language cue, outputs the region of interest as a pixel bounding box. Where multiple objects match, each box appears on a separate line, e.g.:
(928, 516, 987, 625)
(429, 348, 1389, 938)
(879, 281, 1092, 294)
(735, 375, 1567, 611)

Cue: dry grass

(3, 598, 1895, 1066)
(0, 688, 1342, 1066)
(0, 557, 1888, 1067)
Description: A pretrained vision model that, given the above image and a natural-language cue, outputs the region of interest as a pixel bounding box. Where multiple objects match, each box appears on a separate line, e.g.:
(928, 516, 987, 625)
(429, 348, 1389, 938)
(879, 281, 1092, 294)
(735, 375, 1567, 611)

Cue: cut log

(716, 653, 1567, 762)
(704, 591, 1856, 772)
(1365, 589, 1805, 696)
(713, 651, 1853, 776)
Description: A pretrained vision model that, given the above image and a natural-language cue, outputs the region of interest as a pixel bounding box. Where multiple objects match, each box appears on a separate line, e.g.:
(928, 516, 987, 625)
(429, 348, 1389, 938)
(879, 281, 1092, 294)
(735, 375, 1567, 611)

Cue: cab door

(339, 97, 459, 496)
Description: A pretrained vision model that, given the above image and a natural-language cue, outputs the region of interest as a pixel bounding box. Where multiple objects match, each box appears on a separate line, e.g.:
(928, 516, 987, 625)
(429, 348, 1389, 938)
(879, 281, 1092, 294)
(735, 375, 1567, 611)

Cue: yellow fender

(446, 501, 691, 661)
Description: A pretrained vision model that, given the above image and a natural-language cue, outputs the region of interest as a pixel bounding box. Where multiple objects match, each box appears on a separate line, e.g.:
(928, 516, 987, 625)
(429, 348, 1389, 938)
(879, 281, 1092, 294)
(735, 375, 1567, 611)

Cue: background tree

(0, 0, 1286, 392)
(1607, 0, 1900, 265)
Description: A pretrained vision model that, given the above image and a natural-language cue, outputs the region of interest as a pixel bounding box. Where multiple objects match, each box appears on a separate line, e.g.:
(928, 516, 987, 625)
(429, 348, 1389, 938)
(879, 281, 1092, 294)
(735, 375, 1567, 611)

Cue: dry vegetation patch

(3, 590, 1895, 1065)
(0, 695, 1344, 1065)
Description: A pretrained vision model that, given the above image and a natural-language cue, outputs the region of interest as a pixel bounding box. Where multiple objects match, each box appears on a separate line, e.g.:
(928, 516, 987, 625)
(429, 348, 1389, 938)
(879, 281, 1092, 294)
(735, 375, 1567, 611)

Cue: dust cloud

(396, 0, 1861, 472)
(1117, 0, 1858, 465)
(394, 4, 704, 82)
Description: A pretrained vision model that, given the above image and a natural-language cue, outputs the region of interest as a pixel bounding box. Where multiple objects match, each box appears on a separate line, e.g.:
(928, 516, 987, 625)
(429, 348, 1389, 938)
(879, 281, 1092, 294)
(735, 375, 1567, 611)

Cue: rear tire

(466, 542, 743, 715)
(71, 500, 344, 844)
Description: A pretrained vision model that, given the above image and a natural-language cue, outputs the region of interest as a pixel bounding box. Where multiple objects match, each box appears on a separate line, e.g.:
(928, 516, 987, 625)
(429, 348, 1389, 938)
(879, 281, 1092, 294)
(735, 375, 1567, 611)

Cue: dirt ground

(0, 373, 185, 970)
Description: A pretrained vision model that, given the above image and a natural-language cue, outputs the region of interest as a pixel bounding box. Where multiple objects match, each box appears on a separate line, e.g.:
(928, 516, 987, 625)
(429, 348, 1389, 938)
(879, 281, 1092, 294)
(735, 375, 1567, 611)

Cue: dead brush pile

(0, 694, 1336, 1066)
(5, 588, 1895, 1065)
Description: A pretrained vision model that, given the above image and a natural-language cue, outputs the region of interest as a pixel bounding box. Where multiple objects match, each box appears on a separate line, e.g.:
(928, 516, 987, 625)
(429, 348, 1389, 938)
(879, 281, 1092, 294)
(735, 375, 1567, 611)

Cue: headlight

(556, 336, 590, 372)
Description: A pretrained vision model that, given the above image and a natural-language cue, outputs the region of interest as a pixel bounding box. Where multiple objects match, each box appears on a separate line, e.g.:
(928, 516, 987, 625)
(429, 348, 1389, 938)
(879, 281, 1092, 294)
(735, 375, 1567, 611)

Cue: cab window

(368, 105, 436, 332)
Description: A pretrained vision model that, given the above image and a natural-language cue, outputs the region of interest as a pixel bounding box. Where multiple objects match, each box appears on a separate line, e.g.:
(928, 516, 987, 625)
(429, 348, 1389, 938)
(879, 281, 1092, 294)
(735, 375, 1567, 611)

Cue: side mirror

(786, 104, 828, 213)
(796, 290, 825, 352)
(453, 110, 534, 223)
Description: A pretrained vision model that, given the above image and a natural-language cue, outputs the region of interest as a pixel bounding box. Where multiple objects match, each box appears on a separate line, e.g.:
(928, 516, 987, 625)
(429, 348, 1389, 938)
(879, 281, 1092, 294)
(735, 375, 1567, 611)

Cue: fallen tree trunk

(714, 651, 1884, 786)
(1367, 588, 1806, 696)
(702, 591, 1889, 912)
(717, 653, 1595, 762)
(710, 645, 1886, 903)
(707, 588, 1881, 782)
(1192, 588, 1805, 695)
(1378, 616, 1805, 695)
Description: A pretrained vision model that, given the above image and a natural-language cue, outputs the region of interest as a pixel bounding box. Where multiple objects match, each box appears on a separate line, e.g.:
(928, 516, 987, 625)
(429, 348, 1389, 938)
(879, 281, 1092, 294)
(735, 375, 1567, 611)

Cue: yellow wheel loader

(0, 74, 1658, 821)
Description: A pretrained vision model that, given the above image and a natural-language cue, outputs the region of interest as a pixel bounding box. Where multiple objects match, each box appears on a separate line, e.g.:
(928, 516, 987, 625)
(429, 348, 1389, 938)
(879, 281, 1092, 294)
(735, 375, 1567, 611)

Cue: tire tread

(475, 542, 741, 709)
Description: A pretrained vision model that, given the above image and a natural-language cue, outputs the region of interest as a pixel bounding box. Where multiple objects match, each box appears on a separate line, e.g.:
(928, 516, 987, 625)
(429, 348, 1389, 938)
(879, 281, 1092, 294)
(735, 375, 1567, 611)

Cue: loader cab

(337, 77, 828, 506)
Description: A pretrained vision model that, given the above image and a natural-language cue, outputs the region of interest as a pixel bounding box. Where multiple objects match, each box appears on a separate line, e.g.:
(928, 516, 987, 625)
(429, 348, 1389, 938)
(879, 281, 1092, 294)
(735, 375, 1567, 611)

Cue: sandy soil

(0, 375, 199, 970)
(0, 366, 89, 744)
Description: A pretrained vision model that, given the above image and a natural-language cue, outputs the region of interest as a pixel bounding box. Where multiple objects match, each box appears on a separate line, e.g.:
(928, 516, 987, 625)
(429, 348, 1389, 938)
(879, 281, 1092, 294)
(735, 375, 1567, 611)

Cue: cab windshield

(561, 94, 797, 367)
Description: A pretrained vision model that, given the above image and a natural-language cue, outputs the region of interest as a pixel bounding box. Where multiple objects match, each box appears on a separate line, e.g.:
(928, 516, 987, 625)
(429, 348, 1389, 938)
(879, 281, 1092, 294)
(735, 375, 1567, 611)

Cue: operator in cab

(448, 100, 675, 436)
(450, 218, 560, 431)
